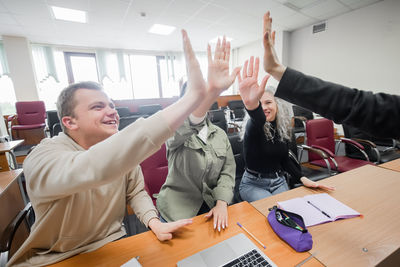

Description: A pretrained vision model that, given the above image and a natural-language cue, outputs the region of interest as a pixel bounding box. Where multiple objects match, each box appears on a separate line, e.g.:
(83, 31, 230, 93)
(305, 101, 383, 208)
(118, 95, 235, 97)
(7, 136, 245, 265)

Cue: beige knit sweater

(8, 112, 172, 266)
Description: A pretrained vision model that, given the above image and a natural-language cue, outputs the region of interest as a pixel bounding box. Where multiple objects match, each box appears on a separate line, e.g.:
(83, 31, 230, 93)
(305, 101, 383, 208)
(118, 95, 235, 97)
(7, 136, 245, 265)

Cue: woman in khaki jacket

(157, 37, 239, 232)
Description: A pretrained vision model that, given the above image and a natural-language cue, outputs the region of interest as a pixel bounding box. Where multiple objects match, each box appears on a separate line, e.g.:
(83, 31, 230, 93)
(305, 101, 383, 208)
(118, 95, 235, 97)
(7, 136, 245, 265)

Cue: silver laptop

(177, 233, 277, 267)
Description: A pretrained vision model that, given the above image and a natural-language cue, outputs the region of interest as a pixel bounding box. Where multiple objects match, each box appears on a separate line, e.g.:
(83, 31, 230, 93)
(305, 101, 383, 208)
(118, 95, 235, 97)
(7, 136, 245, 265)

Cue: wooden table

(49, 201, 322, 267)
(251, 165, 400, 267)
(0, 169, 23, 194)
(0, 140, 24, 171)
(379, 158, 400, 172)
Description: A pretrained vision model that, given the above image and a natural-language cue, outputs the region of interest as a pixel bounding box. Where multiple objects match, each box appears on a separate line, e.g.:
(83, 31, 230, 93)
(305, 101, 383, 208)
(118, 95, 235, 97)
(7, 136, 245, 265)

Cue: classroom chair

(9, 101, 46, 146)
(0, 173, 34, 267)
(139, 143, 168, 206)
(343, 124, 400, 164)
(228, 133, 245, 203)
(292, 105, 314, 141)
(209, 101, 219, 110)
(137, 104, 162, 116)
(46, 110, 60, 137)
(288, 146, 337, 188)
(115, 107, 131, 118)
(118, 115, 142, 131)
(305, 118, 374, 172)
(227, 100, 245, 123)
(208, 109, 228, 133)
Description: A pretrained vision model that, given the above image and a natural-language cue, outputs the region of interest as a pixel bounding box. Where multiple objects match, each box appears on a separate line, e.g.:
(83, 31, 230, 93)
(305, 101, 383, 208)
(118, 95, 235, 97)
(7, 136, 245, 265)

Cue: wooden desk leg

(0, 152, 10, 172)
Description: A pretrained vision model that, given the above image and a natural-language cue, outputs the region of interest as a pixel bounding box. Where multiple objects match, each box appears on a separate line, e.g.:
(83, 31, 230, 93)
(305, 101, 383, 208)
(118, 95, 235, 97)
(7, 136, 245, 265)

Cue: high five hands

(207, 36, 241, 96)
(238, 56, 270, 110)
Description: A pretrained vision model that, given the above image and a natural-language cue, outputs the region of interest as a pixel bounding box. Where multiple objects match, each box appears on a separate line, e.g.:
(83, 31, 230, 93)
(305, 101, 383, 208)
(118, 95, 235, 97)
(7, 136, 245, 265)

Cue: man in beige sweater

(8, 30, 239, 266)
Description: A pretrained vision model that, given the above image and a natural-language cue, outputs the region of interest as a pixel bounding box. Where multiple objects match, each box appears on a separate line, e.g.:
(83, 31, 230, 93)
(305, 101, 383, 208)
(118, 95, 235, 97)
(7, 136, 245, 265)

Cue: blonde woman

(237, 56, 334, 202)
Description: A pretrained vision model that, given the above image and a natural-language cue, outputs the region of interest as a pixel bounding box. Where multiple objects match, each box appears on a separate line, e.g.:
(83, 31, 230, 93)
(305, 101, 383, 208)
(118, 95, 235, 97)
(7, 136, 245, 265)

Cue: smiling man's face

(63, 88, 120, 148)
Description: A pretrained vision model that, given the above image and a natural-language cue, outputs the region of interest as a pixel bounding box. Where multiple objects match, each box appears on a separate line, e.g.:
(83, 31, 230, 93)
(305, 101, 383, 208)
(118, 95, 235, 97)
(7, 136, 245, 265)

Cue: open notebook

(277, 193, 360, 227)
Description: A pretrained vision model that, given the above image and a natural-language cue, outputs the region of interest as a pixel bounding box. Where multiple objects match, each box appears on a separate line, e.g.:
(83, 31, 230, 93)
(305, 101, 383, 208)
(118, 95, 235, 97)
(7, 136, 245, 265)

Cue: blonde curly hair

(241, 86, 293, 142)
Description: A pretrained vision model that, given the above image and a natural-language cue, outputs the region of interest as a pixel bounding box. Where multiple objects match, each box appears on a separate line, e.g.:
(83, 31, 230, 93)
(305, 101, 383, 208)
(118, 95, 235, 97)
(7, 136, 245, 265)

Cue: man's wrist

(269, 65, 286, 81)
(148, 217, 161, 230)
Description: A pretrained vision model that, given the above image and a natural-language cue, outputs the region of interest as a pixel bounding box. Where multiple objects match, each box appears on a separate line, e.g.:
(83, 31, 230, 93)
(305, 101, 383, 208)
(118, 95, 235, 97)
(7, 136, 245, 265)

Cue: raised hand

(182, 29, 207, 100)
(262, 11, 286, 81)
(238, 56, 270, 110)
(207, 36, 241, 96)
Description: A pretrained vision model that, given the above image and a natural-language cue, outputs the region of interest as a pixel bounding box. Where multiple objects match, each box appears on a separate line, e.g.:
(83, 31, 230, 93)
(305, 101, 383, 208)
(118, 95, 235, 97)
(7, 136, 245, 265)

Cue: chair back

(46, 110, 60, 137)
(228, 133, 245, 203)
(140, 144, 168, 206)
(306, 119, 335, 161)
(15, 101, 46, 126)
(227, 100, 245, 121)
(115, 107, 131, 118)
(292, 105, 313, 133)
(119, 115, 142, 131)
(208, 110, 227, 133)
(52, 123, 62, 136)
(343, 124, 400, 163)
(209, 102, 218, 110)
(138, 104, 162, 116)
(0, 173, 33, 265)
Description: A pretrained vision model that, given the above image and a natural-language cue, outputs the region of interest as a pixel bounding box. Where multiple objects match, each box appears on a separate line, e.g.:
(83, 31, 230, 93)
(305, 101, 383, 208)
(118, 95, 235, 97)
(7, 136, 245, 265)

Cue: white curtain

(116, 51, 127, 82)
(97, 50, 127, 83)
(0, 43, 10, 77)
(96, 49, 110, 83)
(31, 45, 59, 82)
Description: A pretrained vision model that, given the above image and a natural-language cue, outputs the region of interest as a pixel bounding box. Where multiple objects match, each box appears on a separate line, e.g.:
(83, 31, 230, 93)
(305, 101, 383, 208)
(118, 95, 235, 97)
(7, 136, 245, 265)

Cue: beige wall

(288, 0, 400, 95)
(2, 35, 39, 101)
(232, 29, 288, 91)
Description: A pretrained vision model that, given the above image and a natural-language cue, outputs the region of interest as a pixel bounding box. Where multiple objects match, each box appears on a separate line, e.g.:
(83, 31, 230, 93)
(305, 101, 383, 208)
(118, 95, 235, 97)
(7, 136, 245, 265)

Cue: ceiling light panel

(51, 6, 87, 23)
(148, 24, 176, 35)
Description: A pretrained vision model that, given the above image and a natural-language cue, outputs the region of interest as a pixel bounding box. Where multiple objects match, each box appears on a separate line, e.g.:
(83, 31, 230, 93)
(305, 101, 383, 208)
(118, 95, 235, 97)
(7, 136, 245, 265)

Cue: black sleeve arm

(275, 68, 400, 139)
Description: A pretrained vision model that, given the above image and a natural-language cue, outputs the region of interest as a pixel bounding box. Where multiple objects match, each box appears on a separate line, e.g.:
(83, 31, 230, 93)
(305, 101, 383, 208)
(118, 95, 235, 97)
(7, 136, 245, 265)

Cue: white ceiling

(0, 0, 382, 51)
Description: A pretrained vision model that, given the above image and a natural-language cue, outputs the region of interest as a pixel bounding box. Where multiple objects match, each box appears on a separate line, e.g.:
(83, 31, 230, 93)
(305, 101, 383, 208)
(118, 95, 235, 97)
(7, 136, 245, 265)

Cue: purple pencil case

(267, 206, 313, 252)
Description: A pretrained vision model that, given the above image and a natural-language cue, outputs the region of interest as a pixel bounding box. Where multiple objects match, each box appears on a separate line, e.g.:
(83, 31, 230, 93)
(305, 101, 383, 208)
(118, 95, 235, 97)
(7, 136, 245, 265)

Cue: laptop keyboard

(222, 249, 272, 267)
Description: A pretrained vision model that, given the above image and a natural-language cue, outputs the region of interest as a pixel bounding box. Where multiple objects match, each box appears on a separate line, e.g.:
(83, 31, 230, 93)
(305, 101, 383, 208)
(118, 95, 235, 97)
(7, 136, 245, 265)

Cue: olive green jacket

(157, 118, 235, 222)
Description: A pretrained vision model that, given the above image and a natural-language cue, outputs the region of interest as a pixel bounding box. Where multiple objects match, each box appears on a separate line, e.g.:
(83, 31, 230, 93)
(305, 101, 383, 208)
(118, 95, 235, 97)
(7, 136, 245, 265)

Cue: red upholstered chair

(306, 118, 374, 172)
(140, 143, 168, 206)
(9, 101, 46, 146)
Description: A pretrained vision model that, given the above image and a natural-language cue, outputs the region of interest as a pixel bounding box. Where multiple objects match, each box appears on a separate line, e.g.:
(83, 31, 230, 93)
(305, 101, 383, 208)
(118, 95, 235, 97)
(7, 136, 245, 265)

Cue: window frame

(64, 52, 98, 84)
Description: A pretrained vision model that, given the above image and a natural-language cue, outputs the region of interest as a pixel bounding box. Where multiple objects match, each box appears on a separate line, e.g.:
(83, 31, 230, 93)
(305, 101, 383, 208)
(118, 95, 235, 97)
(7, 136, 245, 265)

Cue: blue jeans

(159, 214, 167, 223)
(239, 170, 289, 202)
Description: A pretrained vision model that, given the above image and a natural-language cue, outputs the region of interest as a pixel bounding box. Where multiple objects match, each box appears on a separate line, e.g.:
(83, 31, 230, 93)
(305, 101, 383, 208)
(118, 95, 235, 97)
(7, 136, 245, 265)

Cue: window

(129, 55, 160, 99)
(101, 53, 133, 100)
(0, 42, 16, 115)
(64, 52, 99, 83)
(30, 46, 236, 106)
(0, 76, 16, 115)
(159, 56, 179, 98)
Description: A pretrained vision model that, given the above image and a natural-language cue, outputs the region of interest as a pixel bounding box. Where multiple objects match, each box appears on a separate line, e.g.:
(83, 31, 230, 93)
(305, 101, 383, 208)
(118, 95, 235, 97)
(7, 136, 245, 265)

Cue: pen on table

(307, 200, 331, 218)
(237, 222, 266, 249)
